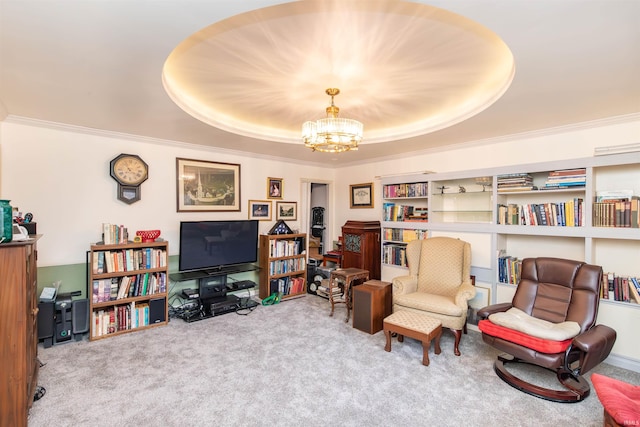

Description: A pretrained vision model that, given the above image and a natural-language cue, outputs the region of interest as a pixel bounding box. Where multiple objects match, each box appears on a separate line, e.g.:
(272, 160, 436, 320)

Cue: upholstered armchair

(392, 237, 475, 356)
(478, 257, 617, 403)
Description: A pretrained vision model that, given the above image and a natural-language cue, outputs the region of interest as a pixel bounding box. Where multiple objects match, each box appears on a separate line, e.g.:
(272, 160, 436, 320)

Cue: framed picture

(350, 182, 374, 208)
(276, 201, 297, 221)
(248, 200, 272, 221)
(267, 177, 283, 199)
(176, 158, 240, 212)
(467, 286, 491, 326)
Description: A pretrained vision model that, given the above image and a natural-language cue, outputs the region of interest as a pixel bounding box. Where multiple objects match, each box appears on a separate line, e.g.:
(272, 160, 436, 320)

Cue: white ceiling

(1, 0, 639, 166)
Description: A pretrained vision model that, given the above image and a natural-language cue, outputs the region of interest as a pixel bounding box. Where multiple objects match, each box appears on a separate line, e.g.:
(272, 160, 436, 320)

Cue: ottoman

(383, 310, 442, 366)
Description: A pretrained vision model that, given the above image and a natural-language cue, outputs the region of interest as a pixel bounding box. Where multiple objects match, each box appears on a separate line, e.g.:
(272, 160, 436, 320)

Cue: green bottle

(0, 199, 13, 243)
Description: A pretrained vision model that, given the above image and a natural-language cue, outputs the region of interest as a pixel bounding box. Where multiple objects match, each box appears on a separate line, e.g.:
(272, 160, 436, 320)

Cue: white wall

(332, 117, 640, 237)
(0, 122, 334, 266)
(1, 116, 638, 266)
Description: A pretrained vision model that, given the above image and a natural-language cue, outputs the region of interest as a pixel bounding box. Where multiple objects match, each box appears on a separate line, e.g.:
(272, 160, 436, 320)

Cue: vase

(0, 199, 13, 243)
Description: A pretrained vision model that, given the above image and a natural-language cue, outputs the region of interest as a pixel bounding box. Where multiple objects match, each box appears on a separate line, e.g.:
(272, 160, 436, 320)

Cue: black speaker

(37, 301, 55, 348)
(149, 297, 166, 324)
(72, 299, 89, 335)
(306, 262, 317, 293)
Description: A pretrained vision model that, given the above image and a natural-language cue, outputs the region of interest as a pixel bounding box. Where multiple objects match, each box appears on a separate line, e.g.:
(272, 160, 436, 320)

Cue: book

(628, 280, 640, 304)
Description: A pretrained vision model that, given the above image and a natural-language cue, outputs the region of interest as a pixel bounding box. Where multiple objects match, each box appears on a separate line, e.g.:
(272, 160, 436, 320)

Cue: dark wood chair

(478, 257, 617, 403)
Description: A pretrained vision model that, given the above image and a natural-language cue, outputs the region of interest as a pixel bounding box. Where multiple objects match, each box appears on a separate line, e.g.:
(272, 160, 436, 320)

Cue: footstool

(383, 310, 442, 366)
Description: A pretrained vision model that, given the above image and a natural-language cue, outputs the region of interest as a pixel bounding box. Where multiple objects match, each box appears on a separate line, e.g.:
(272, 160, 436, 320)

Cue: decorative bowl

(136, 229, 161, 243)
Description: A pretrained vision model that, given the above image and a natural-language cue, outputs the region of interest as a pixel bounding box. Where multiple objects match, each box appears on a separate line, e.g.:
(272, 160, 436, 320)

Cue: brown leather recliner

(478, 257, 617, 403)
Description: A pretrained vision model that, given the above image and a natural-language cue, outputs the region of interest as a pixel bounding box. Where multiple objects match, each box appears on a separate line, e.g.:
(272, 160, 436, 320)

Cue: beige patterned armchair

(392, 237, 475, 356)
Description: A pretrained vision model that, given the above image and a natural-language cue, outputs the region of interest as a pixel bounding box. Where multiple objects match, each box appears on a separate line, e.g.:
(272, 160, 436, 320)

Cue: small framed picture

(350, 182, 374, 208)
(267, 177, 283, 199)
(248, 200, 272, 221)
(276, 201, 297, 221)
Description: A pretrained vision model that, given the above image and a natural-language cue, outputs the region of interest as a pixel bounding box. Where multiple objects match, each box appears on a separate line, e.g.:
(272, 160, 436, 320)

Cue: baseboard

(603, 353, 640, 373)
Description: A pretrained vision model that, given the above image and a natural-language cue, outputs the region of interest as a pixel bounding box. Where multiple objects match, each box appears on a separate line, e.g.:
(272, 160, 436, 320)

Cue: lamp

(302, 88, 363, 153)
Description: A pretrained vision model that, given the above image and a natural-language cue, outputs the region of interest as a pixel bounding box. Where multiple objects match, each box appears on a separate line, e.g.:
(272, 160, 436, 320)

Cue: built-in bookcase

(380, 152, 640, 365)
(88, 241, 168, 341)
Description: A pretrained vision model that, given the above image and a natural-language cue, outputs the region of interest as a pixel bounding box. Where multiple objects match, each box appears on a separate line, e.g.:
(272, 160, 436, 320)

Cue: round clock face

(110, 154, 148, 186)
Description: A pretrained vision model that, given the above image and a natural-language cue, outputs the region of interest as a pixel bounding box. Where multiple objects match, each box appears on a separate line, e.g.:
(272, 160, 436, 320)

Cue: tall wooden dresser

(0, 237, 40, 427)
(341, 220, 381, 280)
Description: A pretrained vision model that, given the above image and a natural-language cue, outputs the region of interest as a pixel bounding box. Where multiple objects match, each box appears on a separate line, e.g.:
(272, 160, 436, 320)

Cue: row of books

(101, 223, 129, 245)
(602, 273, 640, 304)
(382, 203, 428, 222)
(383, 182, 428, 198)
(268, 257, 306, 276)
(593, 199, 639, 228)
(315, 282, 342, 300)
(543, 168, 586, 189)
(382, 228, 428, 242)
(92, 248, 168, 274)
(496, 199, 584, 226)
(498, 255, 522, 285)
(382, 243, 408, 267)
(497, 173, 535, 192)
(268, 276, 305, 296)
(91, 302, 151, 337)
(92, 272, 167, 303)
(268, 238, 302, 257)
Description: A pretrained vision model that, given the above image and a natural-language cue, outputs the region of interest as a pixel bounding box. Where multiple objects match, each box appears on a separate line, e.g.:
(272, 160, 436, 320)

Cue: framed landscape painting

(276, 201, 297, 221)
(176, 158, 240, 212)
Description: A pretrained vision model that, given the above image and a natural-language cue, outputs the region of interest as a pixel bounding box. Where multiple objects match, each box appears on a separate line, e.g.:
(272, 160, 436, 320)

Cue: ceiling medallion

(302, 88, 363, 153)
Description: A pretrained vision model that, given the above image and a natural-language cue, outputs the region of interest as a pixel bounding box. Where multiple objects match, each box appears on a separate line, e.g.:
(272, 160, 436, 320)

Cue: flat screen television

(178, 220, 259, 274)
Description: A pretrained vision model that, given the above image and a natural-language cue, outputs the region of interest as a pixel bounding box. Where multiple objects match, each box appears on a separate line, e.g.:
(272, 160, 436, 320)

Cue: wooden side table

(329, 268, 369, 322)
(353, 280, 392, 334)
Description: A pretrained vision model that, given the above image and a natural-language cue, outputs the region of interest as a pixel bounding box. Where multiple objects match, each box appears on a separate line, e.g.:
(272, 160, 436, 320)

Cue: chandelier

(302, 88, 363, 153)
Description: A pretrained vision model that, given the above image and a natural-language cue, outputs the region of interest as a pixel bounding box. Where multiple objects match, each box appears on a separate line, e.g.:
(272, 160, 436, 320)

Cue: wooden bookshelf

(259, 233, 307, 300)
(88, 240, 168, 340)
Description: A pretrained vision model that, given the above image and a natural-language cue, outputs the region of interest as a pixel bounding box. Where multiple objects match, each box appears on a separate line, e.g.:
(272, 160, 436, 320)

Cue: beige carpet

(28, 294, 639, 426)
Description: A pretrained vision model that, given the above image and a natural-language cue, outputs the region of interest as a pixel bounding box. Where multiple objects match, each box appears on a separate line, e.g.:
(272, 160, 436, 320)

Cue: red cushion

(591, 373, 640, 426)
(478, 319, 573, 353)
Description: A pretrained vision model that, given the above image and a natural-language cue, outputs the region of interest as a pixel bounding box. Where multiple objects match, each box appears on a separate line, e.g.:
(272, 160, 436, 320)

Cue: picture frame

(276, 201, 297, 221)
(176, 158, 240, 212)
(267, 177, 283, 199)
(349, 182, 374, 208)
(248, 200, 272, 221)
(467, 285, 491, 326)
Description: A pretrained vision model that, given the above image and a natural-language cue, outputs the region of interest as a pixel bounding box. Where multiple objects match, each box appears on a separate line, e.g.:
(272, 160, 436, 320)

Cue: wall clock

(109, 153, 149, 204)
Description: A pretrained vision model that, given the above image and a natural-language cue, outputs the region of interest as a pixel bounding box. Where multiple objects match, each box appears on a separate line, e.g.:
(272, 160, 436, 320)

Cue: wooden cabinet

(259, 233, 307, 300)
(0, 238, 39, 427)
(341, 220, 381, 280)
(88, 241, 168, 340)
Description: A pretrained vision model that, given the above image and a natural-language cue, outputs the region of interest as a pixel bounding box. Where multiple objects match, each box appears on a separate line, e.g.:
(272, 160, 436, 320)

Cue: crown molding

(3, 112, 639, 169)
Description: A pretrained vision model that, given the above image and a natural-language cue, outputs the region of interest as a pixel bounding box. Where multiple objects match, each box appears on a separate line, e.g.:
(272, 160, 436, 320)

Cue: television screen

(178, 220, 259, 273)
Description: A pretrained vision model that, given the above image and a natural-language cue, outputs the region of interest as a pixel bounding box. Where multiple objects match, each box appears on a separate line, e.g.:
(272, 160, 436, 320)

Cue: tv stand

(169, 264, 259, 282)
